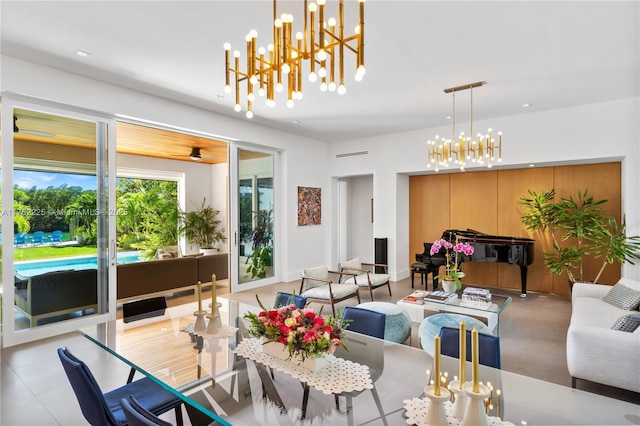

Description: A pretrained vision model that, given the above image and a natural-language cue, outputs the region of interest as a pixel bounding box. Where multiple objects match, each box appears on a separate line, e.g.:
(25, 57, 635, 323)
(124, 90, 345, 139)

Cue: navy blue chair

(274, 292, 307, 309)
(120, 395, 173, 426)
(58, 347, 183, 426)
(342, 306, 386, 339)
(438, 326, 501, 368)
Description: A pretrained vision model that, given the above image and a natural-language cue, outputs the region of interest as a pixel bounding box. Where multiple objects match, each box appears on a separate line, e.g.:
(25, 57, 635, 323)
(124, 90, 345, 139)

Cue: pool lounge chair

(14, 233, 28, 246)
(51, 230, 63, 244)
(29, 231, 45, 246)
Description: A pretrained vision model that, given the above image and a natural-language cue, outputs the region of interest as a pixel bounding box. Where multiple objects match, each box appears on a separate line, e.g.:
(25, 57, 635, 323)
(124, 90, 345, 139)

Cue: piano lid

(443, 229, 535, 244)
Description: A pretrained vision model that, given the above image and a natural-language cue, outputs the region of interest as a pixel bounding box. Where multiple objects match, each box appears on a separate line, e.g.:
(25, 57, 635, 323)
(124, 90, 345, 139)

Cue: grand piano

(416, 229, 535, 297)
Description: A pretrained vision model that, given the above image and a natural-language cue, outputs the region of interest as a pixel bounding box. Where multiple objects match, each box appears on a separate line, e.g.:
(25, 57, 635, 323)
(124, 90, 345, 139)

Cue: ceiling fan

(13, 115, 56, 137)
(173, 147, 216, 162)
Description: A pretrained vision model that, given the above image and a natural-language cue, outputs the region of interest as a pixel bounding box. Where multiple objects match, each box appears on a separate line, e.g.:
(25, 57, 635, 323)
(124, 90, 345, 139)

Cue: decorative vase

(442, 279, 457, 293)
(261, 341, 330, 371)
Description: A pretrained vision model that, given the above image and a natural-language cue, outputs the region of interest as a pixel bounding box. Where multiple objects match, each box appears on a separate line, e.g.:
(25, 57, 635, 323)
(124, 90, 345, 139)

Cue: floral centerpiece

(244, 296, 346, 362)
(430, 238, 475, 290)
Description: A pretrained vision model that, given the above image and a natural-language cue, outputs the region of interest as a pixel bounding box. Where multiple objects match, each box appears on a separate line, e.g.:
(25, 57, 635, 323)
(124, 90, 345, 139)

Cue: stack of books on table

(423, 291, 458, 303)
(402, 290, 428, 304)
(461, 287, 492, 307)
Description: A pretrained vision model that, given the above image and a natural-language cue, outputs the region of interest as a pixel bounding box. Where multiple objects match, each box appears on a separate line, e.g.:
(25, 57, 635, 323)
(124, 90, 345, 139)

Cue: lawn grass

(14, 245, 98, 261)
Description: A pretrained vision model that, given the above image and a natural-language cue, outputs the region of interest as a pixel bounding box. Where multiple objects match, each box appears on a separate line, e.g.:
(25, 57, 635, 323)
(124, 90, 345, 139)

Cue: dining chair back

(438, 326, 502, 368)
(58, 347, 183, 426)
(342, 306, 386, 339)
(120, 395, 173, 426)
(274, 292, 307, 309)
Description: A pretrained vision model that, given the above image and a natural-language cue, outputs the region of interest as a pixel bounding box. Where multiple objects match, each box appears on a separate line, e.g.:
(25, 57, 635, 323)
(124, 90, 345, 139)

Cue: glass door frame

(1, 95, 117, 347)
(229, 143, 280, 293)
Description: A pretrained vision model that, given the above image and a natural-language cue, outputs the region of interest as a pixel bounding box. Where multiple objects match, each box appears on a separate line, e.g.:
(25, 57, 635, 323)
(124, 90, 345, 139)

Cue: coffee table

(397, 290, 511, 335)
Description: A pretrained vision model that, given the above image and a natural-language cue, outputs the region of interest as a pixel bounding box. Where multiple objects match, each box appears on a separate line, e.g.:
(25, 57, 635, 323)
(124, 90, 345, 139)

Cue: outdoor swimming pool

(14, 251, 142, 277)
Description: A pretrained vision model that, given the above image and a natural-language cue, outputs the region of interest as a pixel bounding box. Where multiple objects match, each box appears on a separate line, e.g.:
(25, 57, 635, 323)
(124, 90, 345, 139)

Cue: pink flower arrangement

(244, 296, 345, 361)
(430, 238, 475, 289)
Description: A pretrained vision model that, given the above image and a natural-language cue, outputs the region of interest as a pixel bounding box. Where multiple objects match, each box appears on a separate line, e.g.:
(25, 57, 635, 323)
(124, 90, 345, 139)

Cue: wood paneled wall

(409, 162, 622, 295)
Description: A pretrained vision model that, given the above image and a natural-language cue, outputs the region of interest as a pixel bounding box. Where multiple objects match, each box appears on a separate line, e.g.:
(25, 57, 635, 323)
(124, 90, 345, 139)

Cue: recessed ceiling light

(292, 120, 299, 124)
(529, 164, 535, 167)
(523, 103, 532, 108)
(74, 50, 91, 57)
(216, 94, 224, 99)
(445, 116, 452, 120)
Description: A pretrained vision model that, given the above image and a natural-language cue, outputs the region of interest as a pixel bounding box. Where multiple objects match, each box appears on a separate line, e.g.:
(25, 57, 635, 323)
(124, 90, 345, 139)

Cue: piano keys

(416, 229, 535, 297)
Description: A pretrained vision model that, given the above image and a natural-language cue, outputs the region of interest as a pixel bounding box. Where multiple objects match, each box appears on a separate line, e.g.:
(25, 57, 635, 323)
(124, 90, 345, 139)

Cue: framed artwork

(298, 186, 321, 226)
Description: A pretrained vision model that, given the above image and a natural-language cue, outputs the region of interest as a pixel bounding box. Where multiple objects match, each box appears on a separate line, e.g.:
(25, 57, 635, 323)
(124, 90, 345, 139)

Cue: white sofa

(567, 278, 640, 393)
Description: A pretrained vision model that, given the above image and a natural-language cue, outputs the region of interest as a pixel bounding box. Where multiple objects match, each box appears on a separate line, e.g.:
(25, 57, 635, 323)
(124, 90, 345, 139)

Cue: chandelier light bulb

(249, 29, 257, 38)
(223, 43, 231, 51)
(309, 2, 317, 12)
(266, 99, 276, 108)
(245, 34, 252, 42)
(309, 72, 317, 82)
(258, 88, 266, 97)
(246, 110, 253, 119)
(248, 93, 255, 102)
(258, 47, 266, 55)
(355, 24, 360, 34)
(356, 65, 366, 77)
(276, 83, 284, 93)
(296, 32, 303, 40)
(328, 82, 337, 91)
(318, 67, 327, 78)
(224, 85, 231, 94)
(268, 44, 274, 52)
(234, 104, 242, 112)
(320, 82, 328, 91)
(338, 84, 346, 94)
(287, 99, 295, 108)
(328, 17, 336, 27)
(282, 63, 290, 74)
(249, 76, 258, 85)
(233, 50, 240, 58)
(274, 18, 282, 27)
(297, 92, 304, 100)
(318, 49, 327, 61)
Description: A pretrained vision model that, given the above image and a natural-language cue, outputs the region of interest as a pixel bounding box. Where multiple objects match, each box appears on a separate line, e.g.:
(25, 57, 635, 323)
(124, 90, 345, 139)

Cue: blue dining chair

(120, 395, 173, 426)
(58, 347, 183, 426)
(342, 306, 386, 339)
(274, 292, 307, 309)
(438, 326, 501, 368)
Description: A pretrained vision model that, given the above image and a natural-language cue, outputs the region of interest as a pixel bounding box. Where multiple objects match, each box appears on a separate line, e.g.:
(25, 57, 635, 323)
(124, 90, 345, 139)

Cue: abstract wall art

(297, 186, 321, 226)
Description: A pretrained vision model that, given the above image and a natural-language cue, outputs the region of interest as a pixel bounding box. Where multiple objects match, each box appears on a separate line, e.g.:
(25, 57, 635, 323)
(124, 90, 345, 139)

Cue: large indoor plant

(519, 188, 640, 284)
(178, 198, 226, 255)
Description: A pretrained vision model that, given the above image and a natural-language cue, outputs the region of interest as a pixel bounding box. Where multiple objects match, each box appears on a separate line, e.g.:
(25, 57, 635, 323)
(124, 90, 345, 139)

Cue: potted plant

(519, 188, 640, 286)
(245, 209, 273, 279)
(178, 198, 226, 255)
(429, 238, 475, 292)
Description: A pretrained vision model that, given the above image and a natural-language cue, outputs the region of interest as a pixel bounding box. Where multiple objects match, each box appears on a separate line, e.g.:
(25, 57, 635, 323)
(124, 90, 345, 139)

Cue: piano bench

(411, 262, 434, 290)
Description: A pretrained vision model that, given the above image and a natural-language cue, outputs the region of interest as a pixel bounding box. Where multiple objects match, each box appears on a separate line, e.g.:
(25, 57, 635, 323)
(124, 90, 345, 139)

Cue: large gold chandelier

(223, 0, 365, 118)
(427, 82, 502, 172)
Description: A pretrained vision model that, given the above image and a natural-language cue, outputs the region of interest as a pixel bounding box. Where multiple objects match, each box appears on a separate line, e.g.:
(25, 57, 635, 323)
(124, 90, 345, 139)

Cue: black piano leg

(520, 266, 528, 298)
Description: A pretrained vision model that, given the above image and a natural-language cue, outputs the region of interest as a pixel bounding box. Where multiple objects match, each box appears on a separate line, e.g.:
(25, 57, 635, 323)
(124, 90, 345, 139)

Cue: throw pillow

(341, 257, 362, 271)
(602, 282, 640, 310)
(611, 313, 640, 333)
(302, 265, 329, 290)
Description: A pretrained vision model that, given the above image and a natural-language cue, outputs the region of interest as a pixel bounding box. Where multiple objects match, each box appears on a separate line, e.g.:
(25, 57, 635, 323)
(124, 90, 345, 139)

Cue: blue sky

(13, 170, 97, 190)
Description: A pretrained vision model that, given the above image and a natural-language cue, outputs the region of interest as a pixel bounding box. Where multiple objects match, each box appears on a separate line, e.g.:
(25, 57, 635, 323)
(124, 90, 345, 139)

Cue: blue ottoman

(357, 302, 411, 343)
(419, 313, 491, 356)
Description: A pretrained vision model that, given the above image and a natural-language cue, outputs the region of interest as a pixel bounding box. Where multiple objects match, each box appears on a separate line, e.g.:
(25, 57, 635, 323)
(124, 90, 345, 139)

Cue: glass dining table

(77, 297, 639, 425)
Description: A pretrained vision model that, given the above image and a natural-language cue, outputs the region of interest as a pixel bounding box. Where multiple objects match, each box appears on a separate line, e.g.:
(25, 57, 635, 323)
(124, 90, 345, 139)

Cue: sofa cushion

(602, 282, 640, 310)
(571, 296, 626, 329)
(611, 313, 640, 333)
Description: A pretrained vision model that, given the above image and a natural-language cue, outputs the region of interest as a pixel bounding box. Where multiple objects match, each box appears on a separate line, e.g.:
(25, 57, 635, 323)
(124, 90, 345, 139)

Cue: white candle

(211, 274, 217, 310)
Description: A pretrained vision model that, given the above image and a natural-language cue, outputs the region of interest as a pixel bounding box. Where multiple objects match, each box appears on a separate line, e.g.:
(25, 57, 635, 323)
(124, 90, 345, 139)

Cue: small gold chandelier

(223, 0, 365, 118)
(427, 81, 502, 172)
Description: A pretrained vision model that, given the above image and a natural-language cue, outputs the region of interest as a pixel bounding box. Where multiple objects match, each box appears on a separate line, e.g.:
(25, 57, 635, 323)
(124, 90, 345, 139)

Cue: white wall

(1, 55, 329, 283)
(328, 97, 640, 281)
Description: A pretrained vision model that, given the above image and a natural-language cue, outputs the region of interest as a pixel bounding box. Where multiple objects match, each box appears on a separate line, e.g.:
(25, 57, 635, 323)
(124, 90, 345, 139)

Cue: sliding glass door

(1, 98, 116, 346)
(230, 145, 276, 292)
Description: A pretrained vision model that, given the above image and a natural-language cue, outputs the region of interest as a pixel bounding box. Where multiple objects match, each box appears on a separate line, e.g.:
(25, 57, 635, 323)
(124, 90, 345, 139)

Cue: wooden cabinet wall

(409, 162, 621, 295)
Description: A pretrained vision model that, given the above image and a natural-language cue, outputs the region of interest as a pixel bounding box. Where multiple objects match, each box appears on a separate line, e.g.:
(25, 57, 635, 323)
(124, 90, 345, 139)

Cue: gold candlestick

(472, 328, 479, 393)
(197, 280, 203, 313)
(434, 335, 441, 396)
(211, 274, 217, 309)
(459, 320, 466, 388)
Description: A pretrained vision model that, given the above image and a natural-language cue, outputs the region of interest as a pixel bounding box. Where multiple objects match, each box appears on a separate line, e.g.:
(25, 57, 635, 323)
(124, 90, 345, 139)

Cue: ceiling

(1, 1, 638, 145)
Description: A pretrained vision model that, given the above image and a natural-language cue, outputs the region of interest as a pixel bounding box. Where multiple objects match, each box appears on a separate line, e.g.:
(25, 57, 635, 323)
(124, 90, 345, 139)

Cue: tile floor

(2, 277, 638, 425)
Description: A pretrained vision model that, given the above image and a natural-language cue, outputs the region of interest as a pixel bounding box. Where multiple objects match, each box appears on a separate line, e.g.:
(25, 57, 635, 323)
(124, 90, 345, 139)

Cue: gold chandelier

(427, 81, 502, 172)
(223, 0, 365, 118)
